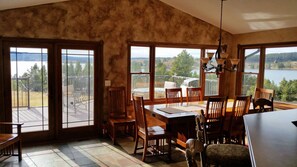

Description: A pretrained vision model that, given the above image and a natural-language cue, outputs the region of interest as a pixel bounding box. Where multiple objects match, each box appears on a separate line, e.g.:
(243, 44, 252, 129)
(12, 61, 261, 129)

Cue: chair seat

(147, 126, 165, 132)
(139, 126, 170, 137)
(147, 126, 170, 137)
(206, 144, 251, 167)
(109, 118, 135, 125)
(0, 134, 19, 149)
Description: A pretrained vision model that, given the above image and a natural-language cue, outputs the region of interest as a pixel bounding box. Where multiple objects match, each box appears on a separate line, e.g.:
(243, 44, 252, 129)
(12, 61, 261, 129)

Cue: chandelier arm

(202, 0, 239, 77)
(203, 64, 216, 71)
(204, 67, 216, 72)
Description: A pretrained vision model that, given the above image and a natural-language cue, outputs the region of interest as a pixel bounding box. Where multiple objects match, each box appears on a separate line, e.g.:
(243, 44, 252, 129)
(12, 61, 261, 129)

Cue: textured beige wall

(233, 27, 297, 45)
(0, 0, 233, 85)
(0, 0, 235, 84)
(0, 0, 234, 116)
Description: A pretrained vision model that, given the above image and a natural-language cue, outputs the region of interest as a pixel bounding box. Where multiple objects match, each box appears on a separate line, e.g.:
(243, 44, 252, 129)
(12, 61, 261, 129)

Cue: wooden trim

(150, 46, 156, 101)
(127, 41, 217, 49)
(274, 102, 297, 110)
(0, 38, 4, 121)
(127, 44, 132, 104)
(236, 41, 297, 48)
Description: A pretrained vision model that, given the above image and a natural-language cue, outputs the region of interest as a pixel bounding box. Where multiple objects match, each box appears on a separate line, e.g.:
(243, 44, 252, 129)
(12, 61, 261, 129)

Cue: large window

(239, 43, 297, 103)
(241, 48, 260, 96)
(264, 47, 297, 102)
(129, 42, 218, 102)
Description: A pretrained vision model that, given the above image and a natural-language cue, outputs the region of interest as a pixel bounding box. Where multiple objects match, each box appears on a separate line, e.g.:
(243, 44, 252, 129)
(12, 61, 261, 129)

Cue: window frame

(237, 41, 297, 104)
(128, 41, 218, 104)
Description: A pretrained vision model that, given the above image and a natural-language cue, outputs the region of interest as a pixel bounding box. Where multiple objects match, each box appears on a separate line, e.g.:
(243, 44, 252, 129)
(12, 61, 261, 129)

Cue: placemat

(157, 107, 186, 114)
(157, 106, 203, 114)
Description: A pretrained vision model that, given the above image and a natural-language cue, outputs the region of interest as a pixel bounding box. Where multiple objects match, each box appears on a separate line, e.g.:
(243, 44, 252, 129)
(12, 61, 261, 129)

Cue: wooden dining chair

(226, 95, 252, 145)
(165, 88, 183, 104)
(253, 87, 274, 113)
(186, 87, 203, 102)
(108, 87, 135, 145)
(253, 97, 274, 112)
(132, 95, 171, 162)
(0, 122, 23, 161)
(185, 114, 251, 167)
(254, 87, 275, 101)
(202, 96, 227, 144)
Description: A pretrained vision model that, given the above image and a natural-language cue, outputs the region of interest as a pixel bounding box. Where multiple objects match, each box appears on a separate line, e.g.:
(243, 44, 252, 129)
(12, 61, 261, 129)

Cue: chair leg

(167, 137, 171, 160)
(132, 124, 136, 141)
(156, 139, 159, 151)
(242, 132, 246, 145)
(18, 141, 22, 161)
(142, 139, 148, 162)
(112, 126, 116, 145)
(133, 135, 139, 154)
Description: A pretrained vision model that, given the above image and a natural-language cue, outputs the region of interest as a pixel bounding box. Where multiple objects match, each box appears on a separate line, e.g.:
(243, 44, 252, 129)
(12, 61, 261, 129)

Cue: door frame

(0, 37, 104, 143)
(54, 41, 103, 139)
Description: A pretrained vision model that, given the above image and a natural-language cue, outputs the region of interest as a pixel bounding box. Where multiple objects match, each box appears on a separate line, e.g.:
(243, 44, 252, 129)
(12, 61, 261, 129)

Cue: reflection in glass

(242, 48, 260, 96)
(62, 49, 94, 128)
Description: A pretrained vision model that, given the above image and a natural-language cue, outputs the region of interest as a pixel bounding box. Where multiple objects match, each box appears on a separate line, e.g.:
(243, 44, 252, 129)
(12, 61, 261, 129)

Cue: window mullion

(258, 47, 266, 88)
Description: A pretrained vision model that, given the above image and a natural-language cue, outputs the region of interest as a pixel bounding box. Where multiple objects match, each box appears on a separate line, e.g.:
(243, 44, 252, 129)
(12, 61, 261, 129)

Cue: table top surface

(243, 109, 297, 167)
(144, 101, 206, 120)
(144, 99, 252, 119)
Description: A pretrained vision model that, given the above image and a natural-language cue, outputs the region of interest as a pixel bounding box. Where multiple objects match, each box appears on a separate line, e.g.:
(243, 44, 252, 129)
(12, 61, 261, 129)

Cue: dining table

(144, 100, 245, 148)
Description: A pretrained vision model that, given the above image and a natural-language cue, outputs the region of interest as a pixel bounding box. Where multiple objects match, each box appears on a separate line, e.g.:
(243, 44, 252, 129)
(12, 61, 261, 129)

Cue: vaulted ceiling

(1, 0, 296, 34)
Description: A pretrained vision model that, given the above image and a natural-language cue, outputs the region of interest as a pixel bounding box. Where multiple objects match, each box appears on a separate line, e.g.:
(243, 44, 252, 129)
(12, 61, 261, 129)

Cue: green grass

(12, 91, 48, 107)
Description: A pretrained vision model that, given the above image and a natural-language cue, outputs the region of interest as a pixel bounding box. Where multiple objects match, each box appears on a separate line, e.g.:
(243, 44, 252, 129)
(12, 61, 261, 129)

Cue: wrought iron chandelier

(201, 0, 239, 76)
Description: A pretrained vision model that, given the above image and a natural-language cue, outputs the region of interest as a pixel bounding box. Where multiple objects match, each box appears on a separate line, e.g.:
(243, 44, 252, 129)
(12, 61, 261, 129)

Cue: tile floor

(0, 137, 188, 167)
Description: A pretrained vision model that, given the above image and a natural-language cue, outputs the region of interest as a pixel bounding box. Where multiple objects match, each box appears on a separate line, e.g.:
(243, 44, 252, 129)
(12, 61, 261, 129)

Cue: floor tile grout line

(74, 148, 108, 167)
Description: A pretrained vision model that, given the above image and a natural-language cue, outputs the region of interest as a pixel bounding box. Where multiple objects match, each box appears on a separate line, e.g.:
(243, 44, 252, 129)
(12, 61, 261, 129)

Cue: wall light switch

(105, 80, 111, 87)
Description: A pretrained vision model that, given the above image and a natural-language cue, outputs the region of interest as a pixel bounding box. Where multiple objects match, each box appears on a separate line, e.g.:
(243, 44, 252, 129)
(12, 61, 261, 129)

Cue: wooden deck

(12, 100, 94, 132)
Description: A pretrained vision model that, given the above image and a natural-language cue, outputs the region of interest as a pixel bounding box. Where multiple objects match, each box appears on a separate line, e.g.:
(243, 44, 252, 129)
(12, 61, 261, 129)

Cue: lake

(246, 69, 297, 85)
(10, 61, 86, 77)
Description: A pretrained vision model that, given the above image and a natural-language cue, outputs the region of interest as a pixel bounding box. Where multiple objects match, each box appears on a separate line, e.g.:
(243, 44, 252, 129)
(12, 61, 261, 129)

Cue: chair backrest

(186, 87, 203, 102)
(186, 113, 208, 167)
(254, 87, 275, 101)
(253, 97, 274, 112)
(203, 96, 227, 142)
(229, 95, 252, 132)
(132, 95, 148, 136)
(165, 88, 183, 104)
(232, 95, 252, 117)
(205, 96, 227, 120)
(108, 87, 127, 118)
